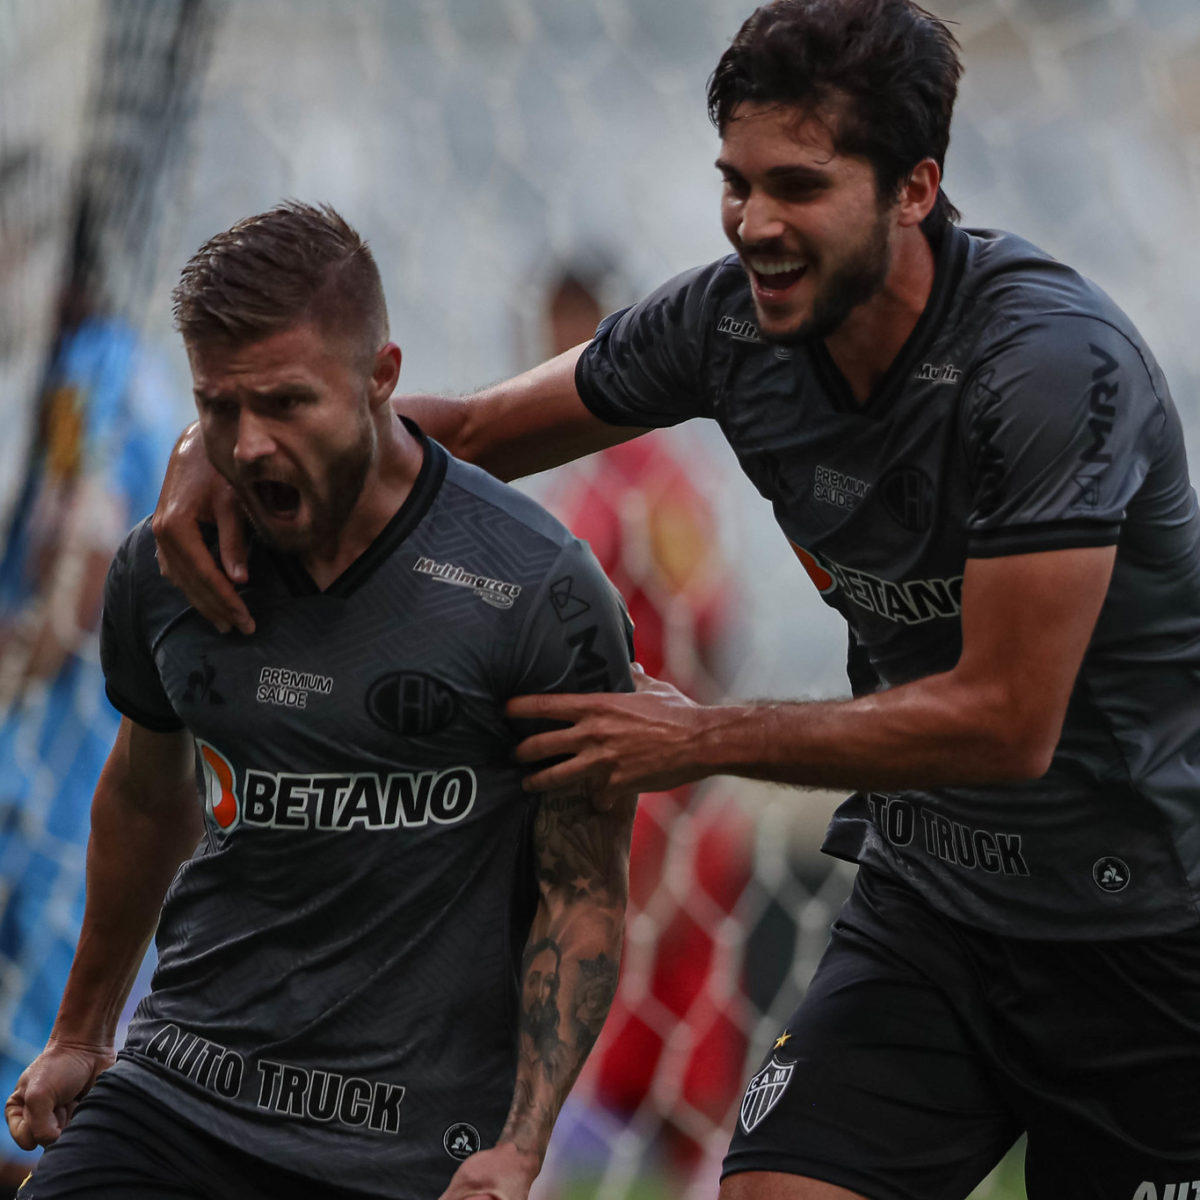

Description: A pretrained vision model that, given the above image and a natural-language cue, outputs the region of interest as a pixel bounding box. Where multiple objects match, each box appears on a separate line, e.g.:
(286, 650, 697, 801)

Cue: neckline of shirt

(803, 222, 970, 418)
(264, 418, 448, 599)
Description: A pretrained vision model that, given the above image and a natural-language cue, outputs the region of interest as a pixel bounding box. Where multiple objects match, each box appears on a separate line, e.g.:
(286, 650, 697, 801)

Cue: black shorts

(19, 1074, 382, 1200)
(724, 866, 1200, 1200)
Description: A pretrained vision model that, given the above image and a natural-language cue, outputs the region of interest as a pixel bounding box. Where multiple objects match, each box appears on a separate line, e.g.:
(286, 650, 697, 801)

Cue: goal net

(3, 1, 1198, 1196)
(0, 0, 216, 1130)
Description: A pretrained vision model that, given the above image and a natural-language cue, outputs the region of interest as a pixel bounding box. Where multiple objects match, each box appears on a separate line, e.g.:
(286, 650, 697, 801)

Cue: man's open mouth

(748, 257, 808, 294)
(253, 479, 301, 519)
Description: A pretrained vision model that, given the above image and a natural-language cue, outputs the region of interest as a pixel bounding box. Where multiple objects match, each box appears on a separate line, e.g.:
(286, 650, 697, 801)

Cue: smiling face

(190, 322, 380, 561)
(718, 100, 898, 344)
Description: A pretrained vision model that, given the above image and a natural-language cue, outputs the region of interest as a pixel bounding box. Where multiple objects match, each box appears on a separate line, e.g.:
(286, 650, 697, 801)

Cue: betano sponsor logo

(197, 740, 476, 834)
(788, 542, 962, 625)
(413, 556, 522, 609)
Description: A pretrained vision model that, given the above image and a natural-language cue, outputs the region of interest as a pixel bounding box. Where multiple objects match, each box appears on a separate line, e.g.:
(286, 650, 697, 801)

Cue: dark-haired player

(153, 2, 1200, 1198)
(6, 201, 635, 1200)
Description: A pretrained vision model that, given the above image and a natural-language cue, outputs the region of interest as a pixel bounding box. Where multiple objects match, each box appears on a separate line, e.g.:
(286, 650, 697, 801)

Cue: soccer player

(151, 2, 1200, 1198)
(5, 202, 636, 1200)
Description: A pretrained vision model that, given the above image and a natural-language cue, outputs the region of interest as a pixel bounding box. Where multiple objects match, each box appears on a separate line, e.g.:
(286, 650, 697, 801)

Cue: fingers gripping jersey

(576, 225, 1200, 939)
(98, 433, 634, 1195)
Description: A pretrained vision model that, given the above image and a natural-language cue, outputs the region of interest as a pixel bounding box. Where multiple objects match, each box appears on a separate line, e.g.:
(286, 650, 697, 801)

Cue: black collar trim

(806, 222, 969, 416)
(269, 418, 447, 598)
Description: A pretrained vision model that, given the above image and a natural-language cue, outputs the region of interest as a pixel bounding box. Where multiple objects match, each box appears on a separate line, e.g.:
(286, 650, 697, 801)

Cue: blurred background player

(538, 267, 754, 1180)
(0, 264, 175, 1196)
(0, 4, 214, 1188)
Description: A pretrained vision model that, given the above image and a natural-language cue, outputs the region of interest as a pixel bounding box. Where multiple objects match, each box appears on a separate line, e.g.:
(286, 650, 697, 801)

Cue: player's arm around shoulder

(401, 343, 641, 482)
(6, 718, 201, 1152)
(438, 786, 634, 1200)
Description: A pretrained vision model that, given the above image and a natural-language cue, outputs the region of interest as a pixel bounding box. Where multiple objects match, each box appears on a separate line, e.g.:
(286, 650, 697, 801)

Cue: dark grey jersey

(576, 225, 1200, 939)
(99, 431, 634, 1195)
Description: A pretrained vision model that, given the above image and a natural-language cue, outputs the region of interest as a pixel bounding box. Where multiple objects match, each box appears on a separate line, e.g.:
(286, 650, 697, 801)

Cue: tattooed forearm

(518, 936, 569, 1082)
(517, 941, 619, 1080)
(572, 951, 619, 1056)
(532, 787, 628, 903)
(499, 788, 634, 1166)
(499, 1082, 556, 1157)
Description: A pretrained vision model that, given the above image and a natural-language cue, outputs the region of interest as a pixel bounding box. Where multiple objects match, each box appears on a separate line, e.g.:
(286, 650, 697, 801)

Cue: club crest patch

(740, 1055, 794, 1134)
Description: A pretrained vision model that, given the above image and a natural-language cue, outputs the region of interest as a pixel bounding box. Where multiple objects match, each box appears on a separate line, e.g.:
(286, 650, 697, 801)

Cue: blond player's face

(189, 322, 377, 558)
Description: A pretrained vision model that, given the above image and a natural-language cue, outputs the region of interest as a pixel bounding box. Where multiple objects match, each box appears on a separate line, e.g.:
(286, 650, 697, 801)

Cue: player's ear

(896, 158, 940, 228)
(369, 342, 402, 407)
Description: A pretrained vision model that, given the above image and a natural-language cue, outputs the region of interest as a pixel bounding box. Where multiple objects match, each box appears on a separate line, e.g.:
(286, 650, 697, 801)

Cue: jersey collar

(805, 221, 969, 416)
(267, 418, 448, 598)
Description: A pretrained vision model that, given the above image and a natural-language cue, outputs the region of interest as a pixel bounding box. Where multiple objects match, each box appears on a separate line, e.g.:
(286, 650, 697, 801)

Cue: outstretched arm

(508, 545, 1116, 798)
(400, 345, 640, 481)
(5, 718, 201, 1151)
(152, 344, 641, 634)
(437, 787, 634, 1200)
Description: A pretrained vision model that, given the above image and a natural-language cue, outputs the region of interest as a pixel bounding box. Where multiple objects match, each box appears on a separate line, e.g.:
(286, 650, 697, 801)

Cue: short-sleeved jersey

(576, 224, 1200, 939)
(98, 429, 634, 1196)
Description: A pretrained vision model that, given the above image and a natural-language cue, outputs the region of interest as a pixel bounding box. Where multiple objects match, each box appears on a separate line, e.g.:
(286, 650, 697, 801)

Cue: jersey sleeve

(574, 262, 724, 428)
(960, 316, 1166, 558)
(99, 520, 184, 731)
(504, 538, 635, 737)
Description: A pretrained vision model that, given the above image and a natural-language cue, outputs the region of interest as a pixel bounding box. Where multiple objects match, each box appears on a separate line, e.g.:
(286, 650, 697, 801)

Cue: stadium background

(2, 1, 1199, 1197)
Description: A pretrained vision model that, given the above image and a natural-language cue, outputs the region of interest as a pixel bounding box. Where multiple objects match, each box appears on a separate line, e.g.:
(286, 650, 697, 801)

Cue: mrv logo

(198, 740, 475, 833)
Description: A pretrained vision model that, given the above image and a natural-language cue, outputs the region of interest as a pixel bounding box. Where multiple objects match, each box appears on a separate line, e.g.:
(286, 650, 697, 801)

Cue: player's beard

(760, 203, 894, 346)
(241, 412, 376, 560)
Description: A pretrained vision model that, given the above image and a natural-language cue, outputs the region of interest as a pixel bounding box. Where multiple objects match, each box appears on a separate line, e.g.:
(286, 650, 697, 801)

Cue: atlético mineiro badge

(740, 1055, 795, 1134)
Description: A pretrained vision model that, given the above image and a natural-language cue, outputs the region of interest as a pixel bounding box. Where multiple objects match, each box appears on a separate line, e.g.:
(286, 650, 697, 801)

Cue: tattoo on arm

(504, 788, 631, 1158)
(532, 787, 627, 904)
(572, 951, 619, 1057)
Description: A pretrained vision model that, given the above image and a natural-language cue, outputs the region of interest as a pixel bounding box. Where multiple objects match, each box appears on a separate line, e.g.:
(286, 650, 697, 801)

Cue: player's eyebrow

(194, 383, 319, 404)
(765, 163, 832, 183)
(714, 159, 833, 185)
(252, 383, 319, 401)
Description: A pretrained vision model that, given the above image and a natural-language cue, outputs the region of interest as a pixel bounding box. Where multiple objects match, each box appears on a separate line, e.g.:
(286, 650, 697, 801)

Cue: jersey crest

(739, 1055, 794, 1134)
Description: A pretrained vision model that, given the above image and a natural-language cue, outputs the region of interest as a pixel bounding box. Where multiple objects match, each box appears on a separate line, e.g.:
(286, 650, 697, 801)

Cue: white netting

(3, 2, 1200, 1196)
(0, 2, 99, 505)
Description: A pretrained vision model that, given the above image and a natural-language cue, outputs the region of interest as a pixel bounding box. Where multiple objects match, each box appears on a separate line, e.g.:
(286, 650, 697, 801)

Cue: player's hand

(434, 1142, 540, 1200)
(151, 422, 255, 636)
(507, 663, 709, 802)
(5, 1041, 114, 1150)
